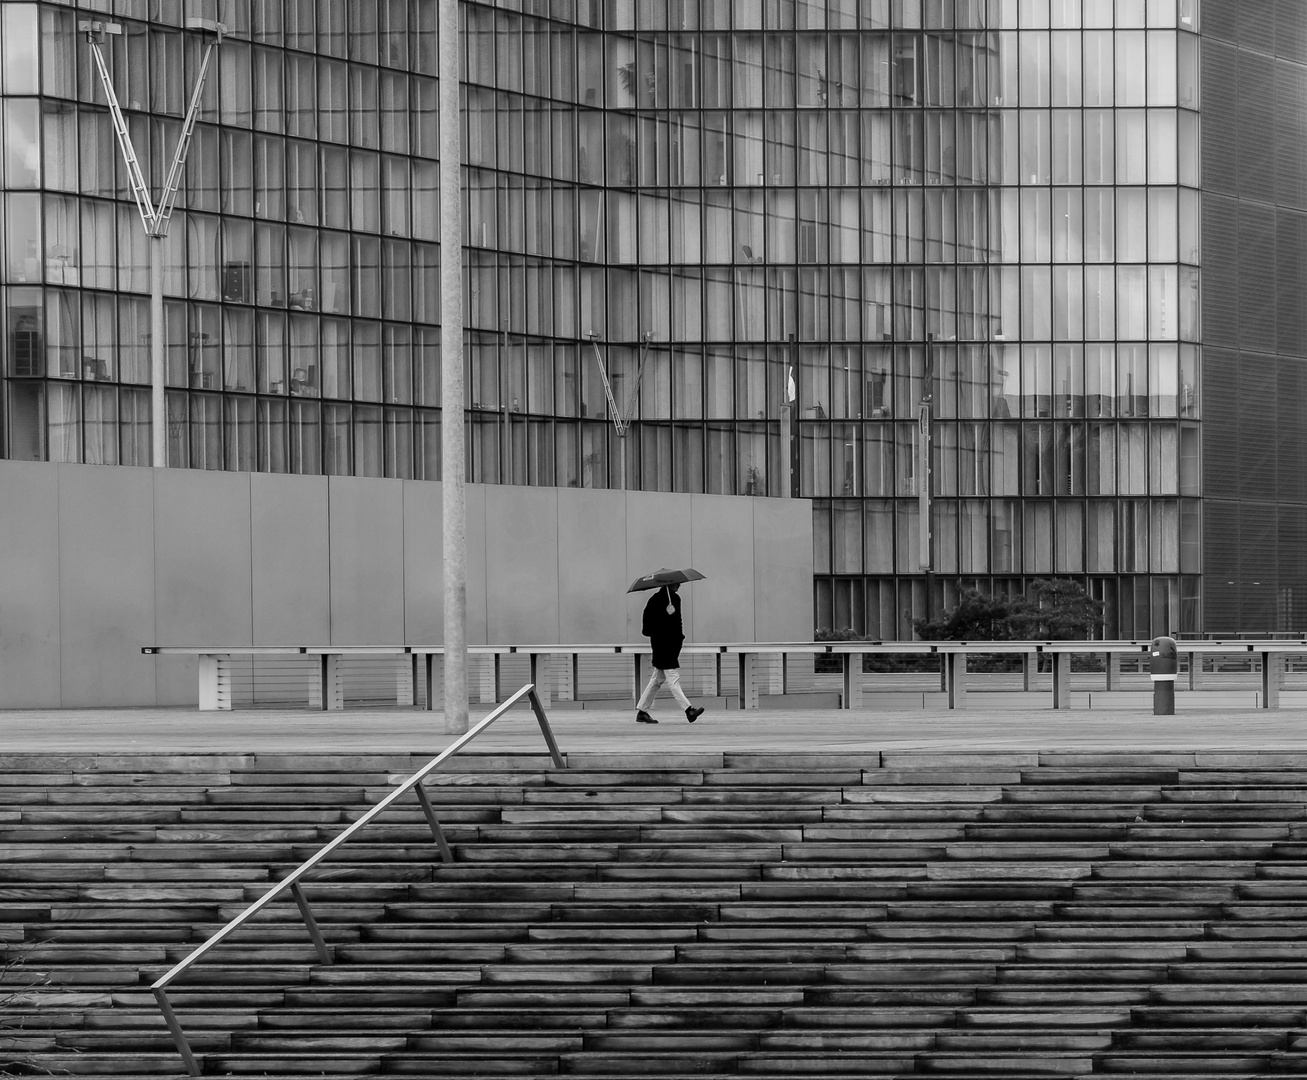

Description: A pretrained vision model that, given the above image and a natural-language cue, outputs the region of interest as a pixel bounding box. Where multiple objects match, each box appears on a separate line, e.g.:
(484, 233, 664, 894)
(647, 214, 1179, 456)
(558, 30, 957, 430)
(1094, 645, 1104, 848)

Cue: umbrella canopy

(628, 567, 706, 593)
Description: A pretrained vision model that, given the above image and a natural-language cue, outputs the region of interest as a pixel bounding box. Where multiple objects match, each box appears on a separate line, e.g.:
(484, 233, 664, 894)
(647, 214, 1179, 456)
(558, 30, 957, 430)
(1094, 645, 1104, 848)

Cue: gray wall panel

(57, 464, 157, 707)
(688, 495, 756, 643)
(484, 486, 560, 644)
(465, 484, 489, 645)
(153, 469, 252, 646)
(0, 462, 813, 703)
(0, 461, 62, 707)
(402, 480, 443, 644)
(557, 488, 628, 644)
(753, 497, 816, 642)
(251, 473, 331, 644)
(624, 492, 694, 641)
(328, 476, 406, 645)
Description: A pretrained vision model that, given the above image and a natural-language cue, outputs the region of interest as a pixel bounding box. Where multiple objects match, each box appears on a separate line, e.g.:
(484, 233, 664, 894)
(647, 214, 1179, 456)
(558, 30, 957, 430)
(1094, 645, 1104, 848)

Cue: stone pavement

(3, 700, 1307, 754)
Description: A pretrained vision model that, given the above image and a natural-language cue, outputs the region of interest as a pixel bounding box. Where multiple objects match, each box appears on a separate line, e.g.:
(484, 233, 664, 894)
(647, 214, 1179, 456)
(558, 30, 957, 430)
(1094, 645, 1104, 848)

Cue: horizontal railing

(149, 639, 1307, 713)
(151, 682, 565, 1076)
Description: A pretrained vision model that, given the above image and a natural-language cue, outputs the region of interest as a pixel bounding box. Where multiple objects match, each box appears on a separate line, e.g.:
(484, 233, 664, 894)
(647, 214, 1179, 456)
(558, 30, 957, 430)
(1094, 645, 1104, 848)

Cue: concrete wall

(0, 461, 814, 708)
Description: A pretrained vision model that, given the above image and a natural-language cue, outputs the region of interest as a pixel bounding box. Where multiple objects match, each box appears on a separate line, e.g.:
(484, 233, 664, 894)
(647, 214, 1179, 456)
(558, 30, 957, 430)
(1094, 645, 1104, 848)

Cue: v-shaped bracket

(81, 19, 223, 238)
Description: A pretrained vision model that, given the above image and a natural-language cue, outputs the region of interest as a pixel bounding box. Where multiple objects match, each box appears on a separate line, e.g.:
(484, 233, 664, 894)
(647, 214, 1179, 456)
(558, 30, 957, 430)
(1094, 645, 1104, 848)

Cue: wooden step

(14, 750, 1307, 1080)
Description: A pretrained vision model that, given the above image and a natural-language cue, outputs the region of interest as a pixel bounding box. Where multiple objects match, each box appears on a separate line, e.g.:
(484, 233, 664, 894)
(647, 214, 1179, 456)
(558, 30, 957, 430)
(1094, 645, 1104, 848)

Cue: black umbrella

(627, 567, 706, 593)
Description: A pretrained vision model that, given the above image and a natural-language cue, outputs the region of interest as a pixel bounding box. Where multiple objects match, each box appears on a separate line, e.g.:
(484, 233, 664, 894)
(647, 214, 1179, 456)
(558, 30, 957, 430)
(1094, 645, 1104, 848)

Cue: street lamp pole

(439, 0, 469, 736)
(919, 336, 934, 614)
(80, 16, 223, 468)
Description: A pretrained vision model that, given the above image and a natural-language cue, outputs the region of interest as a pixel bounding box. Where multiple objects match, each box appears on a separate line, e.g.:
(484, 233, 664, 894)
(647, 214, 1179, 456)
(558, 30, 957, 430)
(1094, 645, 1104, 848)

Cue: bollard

(1149, 636, 1178, 715)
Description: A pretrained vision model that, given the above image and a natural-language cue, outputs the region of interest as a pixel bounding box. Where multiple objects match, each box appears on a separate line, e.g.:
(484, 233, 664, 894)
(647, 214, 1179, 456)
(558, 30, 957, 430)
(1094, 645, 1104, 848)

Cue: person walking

(636, 582, 705, 724)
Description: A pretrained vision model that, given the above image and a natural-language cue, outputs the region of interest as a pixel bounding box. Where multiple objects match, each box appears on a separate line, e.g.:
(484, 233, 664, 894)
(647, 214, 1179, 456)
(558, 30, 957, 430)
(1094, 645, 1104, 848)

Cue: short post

(527, 686, 567, 769)
(529, 653, 552, 709)
(703, 652, 720, 699)
(554, 652, 576, 701)
(198, 654, 231, 711)
(841, 652, 863, 710)
(1150, 636, 1178, 715)
(945, 652, 967, 710)
(152, 987, 200, 1077)
(397, 654, 417, 707)
(1051, 652, 1071, 710)
(289, 882, 333, 965)
(1261, 650, 1282, 710)
(423, 654, 445, 712)
(738, 652, 759, 710)
(319, 654, 344, 711)
(633, 653, 648, 704)
(414, 782, 455, 862)
(475, 654, 496, 704)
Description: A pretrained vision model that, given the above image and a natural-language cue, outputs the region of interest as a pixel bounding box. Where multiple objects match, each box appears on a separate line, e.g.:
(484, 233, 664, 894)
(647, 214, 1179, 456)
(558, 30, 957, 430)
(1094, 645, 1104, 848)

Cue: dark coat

(642, 587, 684, 670)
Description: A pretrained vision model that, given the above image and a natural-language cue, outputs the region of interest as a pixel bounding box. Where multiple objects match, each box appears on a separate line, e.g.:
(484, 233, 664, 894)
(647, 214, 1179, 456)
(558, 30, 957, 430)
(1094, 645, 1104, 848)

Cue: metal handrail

(151, 682, 565, 1075)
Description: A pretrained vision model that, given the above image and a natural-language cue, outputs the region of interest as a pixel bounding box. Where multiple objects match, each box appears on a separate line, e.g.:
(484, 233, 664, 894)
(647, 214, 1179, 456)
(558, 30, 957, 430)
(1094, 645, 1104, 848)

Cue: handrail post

(414, 781, 456, 862)
(153, 986, 200, 1077)
(528, 687, 566, 769)
(290, 882, 333, 965)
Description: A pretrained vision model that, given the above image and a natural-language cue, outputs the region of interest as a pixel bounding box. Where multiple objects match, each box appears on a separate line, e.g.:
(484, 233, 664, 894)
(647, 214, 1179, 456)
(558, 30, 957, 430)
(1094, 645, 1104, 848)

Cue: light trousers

(637, 667, 692, 711)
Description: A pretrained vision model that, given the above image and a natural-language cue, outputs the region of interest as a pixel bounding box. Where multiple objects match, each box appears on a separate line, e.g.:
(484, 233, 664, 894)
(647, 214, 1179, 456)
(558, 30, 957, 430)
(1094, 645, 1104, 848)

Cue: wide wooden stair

(7, 749, 1307, 1078)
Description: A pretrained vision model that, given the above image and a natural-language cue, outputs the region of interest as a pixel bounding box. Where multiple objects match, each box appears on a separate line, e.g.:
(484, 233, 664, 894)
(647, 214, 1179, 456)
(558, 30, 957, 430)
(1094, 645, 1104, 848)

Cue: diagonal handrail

(151, 682, 564, 1075)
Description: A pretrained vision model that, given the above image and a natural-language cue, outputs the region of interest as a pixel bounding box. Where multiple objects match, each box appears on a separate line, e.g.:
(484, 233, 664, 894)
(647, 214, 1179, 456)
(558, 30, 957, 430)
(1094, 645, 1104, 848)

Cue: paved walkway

(4, 701, 1307, 754)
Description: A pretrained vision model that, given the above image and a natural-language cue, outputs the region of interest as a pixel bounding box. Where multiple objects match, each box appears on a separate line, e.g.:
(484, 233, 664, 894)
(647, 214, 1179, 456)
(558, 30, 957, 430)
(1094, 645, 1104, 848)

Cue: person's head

(668, 582, 679, 595)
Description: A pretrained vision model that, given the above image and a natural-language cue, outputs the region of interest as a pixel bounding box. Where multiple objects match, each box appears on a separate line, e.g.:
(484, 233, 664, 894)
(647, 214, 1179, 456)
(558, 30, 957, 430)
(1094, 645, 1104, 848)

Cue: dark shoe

(685, 706, 704, 723)
(636, 710, 658, 724)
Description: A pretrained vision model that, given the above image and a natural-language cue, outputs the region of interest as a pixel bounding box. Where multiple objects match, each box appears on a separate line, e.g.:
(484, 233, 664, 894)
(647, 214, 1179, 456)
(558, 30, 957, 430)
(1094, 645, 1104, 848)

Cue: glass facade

(0, 0, 1210, 638)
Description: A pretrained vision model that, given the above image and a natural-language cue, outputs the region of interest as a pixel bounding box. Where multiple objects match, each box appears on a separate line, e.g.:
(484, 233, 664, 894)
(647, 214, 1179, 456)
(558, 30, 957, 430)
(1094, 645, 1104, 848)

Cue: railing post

(318, 654, 343, 711)
(289, 882, 333, 964)
(153, 987, 200, 1077)
(946, 652, 967, 710)
(198, 654, 231, 711)
(414, 782, 455, 862)
(1051, 652, 1072, 710)
(528, 687, 566, 768)
(475, 654, 496, 703)
(398, 653, 417, 707)
(424, 654, 444, 711)
(1104, 651, 1120, 692)
(738, 652, 759, 710)
(554, 652, 575, 701)
(633, 653, 647, 705)
(842, 652, 863, 710)
(703, 652, 720, 699)
(1262, 650, 1282, 710)
(529, 653, 552, 708)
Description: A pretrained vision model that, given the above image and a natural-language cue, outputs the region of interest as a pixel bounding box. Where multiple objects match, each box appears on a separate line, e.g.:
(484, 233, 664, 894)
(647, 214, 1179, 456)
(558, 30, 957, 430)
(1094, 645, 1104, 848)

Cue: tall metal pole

(81, 16, 221, 468)
(439, 0, 468, 736)
(919, 338, 934, 618)
(151, 235, 166, 467)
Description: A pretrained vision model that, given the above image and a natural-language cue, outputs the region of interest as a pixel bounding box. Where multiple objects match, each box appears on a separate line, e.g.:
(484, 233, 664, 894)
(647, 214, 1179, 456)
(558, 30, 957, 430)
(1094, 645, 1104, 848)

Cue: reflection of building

(0, 2, 1299, 637)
